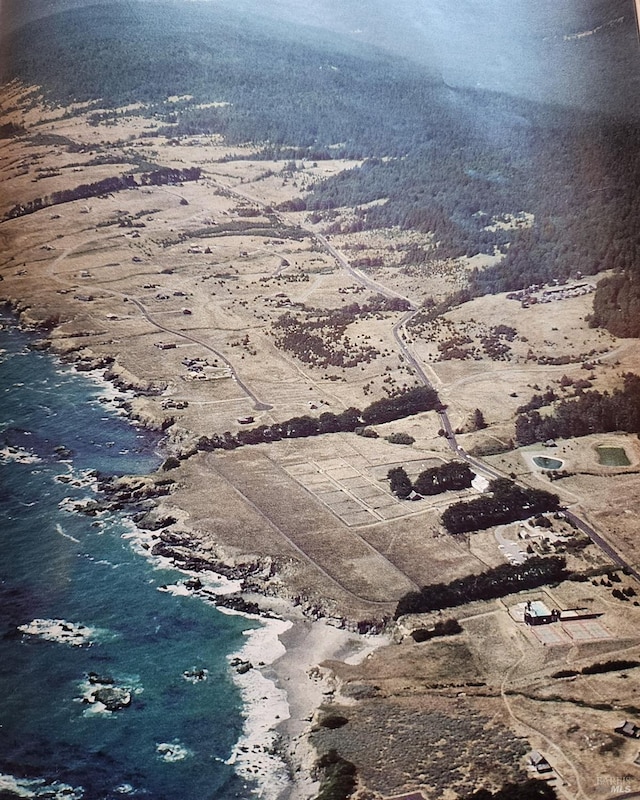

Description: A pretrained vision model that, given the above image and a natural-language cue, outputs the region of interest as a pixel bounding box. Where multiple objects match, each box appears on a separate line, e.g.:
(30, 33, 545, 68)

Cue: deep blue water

(0, 312, 261, 800)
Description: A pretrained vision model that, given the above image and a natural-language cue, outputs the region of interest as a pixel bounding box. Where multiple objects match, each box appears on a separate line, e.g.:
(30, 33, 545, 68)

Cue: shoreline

(0, 308, 388, 800)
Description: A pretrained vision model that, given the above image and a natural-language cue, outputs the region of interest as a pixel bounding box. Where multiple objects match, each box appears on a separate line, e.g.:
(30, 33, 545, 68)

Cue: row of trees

(197, 386, 441, 452)
(441, 479, 560, 534)
(394, 556, 568, 618)
(3, 167, 201, 221)
(388, 462, 473, 499)
(515, 373, 640, 445)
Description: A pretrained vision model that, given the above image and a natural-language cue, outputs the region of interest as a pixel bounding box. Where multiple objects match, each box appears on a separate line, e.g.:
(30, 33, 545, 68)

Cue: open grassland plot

(207, 447, 418, 603)
(284, 456, 403, 526)
(311, 692, 528, 798)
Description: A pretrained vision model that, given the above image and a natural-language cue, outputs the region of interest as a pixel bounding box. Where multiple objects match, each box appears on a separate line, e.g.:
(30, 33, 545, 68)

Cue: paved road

(563, 509, 640, 582)
(314, 235, 640, 585)
(316, 233, 416, 308)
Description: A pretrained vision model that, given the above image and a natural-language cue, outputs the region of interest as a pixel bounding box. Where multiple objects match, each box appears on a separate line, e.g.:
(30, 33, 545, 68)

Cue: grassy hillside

(3, 1, 640, 334)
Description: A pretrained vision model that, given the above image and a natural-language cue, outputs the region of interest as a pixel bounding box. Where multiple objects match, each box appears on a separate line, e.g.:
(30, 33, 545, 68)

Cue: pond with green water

(596, 446, 630, 467)
(533, 456, 563, 470)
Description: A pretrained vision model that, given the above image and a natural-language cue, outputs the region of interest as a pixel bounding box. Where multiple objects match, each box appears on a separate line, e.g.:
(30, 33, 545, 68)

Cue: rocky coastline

(0, 305, 394, 800)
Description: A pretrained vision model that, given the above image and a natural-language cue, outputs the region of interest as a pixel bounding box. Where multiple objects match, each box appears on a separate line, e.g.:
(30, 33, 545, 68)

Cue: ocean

(0, 311, 290, 800)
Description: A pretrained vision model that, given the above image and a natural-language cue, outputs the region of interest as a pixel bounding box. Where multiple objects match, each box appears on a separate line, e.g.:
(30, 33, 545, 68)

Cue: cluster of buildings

(506, 281, 595, 308)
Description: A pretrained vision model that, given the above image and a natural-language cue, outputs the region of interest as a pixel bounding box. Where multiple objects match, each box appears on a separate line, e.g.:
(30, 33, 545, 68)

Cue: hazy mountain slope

(3, 0, 639, 117)
(2, 0, 640, 334)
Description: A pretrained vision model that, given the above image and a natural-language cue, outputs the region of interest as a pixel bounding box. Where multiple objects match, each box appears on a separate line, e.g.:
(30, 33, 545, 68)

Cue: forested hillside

(3, 0, 640, 335)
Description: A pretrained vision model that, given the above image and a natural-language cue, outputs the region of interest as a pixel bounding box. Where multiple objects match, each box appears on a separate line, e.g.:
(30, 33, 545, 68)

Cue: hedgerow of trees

(441, 479, 560, 534)
(3, 167, 201, 221)
(394, 556, 568, 618)
(197, 386, 441, 452)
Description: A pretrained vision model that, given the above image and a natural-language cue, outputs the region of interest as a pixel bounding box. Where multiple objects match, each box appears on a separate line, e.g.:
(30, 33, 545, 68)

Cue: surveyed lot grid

(285, 457, 421, 526)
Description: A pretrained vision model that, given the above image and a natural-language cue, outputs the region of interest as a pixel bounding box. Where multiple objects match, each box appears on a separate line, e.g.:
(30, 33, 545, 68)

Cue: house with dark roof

(615, 720, 640, 739)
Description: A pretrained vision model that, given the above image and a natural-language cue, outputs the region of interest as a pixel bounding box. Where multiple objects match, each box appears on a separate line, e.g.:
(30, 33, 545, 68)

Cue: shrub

(385, 432, 415, 445)
(551, 669, 578, 679)
(315, 750, 357, 800)
(411, 618, 462, 642)
(317, 712, 349, 729)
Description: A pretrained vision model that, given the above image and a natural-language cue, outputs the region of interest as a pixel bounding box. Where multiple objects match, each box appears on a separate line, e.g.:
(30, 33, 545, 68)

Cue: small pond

(532, 456, 563, 470)
(596, 445, 630, 467)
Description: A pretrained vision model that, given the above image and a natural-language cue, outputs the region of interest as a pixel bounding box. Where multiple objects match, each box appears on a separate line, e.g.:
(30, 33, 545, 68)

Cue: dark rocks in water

(230, 658, 253, 675)
(53, 445, 73, 459)
(215, 595, 261, 615)
(136, 514, 177, 531)
(183, 668, 208, 682)
(73, 500, 107, 517)
(159, 530, 190, 546)
(83, 673, 131, 711)
(92, 686, 132, 711)
(88, 672, 114, 685)
(184, 576, 202, 590)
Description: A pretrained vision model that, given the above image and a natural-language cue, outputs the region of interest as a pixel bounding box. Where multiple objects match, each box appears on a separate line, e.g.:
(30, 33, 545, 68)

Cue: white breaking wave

(156, 740, 193, 763)
(0, 773, 84, 799)
(18, 618, 109, 647)
(0, 446, 41, 465)
(225, 617, 292, 799)
(56, 523, 80, 543)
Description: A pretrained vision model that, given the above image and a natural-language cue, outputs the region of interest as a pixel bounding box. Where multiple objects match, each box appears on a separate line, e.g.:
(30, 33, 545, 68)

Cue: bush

(385, 432, 415, 445)
(315, 750, 357, 800)
(411, 618, 462, 642)
(551, 669, 578, 679)
(388, 466, 412, 498)
(317, 712, 349, 729)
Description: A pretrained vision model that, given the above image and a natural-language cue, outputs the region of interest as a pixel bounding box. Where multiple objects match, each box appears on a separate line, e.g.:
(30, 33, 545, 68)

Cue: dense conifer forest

(3, 1, 640, 335)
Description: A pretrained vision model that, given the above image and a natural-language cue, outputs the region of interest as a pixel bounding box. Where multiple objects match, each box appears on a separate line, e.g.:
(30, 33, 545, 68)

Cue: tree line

(394, 556, 568, 618)
(197, 386, 441, 451)
(3, 167, 201, 221)
(441, 478, 560, 535)
(515, 373, 640, 445)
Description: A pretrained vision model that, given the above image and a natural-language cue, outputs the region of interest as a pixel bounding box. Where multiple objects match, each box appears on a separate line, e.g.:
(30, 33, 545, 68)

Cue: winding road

(127, 297, 273, 411)
(313, 231, 640, 587)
